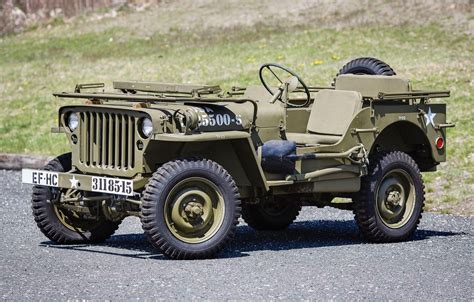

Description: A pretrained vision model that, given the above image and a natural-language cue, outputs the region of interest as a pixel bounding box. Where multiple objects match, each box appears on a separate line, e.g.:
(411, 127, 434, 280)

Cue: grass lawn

(0, 3, 472, 214)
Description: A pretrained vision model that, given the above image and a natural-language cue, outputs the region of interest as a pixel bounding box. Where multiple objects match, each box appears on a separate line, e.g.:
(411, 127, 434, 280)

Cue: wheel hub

(385, 187, 402, 208)
(376, 169, 416, 228)
(165, 177, 226, 244)
(183, 201, 204, 219)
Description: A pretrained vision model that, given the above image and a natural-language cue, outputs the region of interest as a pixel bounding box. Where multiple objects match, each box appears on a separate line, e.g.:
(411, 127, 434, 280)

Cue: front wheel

(32, 153, 121, 243)
(353, 151, 425, 242)
(140, 158, 241, 259)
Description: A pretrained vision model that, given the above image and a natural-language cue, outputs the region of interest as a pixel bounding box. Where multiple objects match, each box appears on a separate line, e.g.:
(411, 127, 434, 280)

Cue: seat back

(335, 74, 411, 99)
(307, 90, 363, 136)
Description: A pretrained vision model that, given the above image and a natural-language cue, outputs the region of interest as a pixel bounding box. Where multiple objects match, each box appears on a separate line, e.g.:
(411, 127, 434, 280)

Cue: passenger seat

(285, 89, 363, 145)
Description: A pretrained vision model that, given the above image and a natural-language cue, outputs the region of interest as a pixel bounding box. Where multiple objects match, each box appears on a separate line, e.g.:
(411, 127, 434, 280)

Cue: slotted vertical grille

(79, 111, 135, 170)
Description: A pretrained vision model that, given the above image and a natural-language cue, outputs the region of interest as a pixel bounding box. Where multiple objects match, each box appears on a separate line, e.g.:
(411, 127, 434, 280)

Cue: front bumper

(22, 169, 135, 196)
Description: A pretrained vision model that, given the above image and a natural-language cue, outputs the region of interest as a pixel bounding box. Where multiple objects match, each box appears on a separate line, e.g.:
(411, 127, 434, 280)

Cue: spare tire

(337, 57, 396, 76)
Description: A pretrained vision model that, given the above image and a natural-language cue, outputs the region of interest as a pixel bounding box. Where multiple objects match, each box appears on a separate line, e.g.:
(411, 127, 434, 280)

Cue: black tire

(337, 57, 396, 76)
(353, 151, 425, 242)
(31, 153, 120, 244)
(242, 199, 301, 231)
(141, 158, 241, 260)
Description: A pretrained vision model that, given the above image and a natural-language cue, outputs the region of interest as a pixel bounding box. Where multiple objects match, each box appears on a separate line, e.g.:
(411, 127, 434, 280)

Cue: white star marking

(424, 107, 437, 127)
(69, 175, 79, 188)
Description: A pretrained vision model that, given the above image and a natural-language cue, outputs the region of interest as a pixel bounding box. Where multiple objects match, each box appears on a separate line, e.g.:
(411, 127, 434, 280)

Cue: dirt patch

(429, 196, 474, 217)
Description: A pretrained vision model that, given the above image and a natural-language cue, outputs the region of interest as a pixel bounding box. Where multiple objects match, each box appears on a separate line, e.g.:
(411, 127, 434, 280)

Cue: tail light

(435, 137, 444, 150)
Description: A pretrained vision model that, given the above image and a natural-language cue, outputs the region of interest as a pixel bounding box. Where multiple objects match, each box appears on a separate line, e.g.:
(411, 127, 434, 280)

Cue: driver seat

(286, 89, 363, 145)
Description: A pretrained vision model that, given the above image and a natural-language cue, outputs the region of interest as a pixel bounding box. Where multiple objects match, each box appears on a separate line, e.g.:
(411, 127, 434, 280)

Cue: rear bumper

(22, 169, 135, 196)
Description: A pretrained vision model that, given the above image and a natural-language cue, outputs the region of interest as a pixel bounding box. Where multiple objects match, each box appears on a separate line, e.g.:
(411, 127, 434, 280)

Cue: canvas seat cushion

(285, 132, 341, 145)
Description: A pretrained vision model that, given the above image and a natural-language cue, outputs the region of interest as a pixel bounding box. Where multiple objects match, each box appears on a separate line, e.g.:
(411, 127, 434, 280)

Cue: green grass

(0, 13, 472, 214)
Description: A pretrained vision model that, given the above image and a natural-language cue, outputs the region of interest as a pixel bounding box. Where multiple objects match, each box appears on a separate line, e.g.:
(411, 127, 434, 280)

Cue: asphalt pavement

(1, 169, 472, 300)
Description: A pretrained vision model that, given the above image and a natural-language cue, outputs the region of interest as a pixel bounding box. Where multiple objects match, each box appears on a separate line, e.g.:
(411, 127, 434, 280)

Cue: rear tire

(141, 158, 241, 259)
(242, 199, 301, 231)
(31, 153, 120, 244)
(353, 151, 425, 242)
(337, 57, 396, 76)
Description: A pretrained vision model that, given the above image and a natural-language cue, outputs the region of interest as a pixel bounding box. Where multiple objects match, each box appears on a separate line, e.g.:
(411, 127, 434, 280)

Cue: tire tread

(353, 151, 425, 242)
(31, 153, 120, 244)
(140, 158, 241, 260)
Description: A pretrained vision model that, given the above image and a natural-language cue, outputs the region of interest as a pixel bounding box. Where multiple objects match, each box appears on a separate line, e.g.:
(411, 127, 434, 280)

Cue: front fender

(145, 131, 269, 193)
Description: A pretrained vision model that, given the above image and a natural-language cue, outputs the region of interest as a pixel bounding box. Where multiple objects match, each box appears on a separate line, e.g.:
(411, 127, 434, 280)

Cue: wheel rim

(164, 177, 225, 244)
(52, 189, 100, 232)
(375, 169, 416, 228)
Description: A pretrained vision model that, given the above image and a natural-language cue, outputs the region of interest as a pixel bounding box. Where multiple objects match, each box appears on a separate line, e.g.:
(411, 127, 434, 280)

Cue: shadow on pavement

(40, 219, 463, 260)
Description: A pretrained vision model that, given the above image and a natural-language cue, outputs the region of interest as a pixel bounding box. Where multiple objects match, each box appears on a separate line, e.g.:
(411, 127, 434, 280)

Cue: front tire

(141, 158, 241, 259)
(353, 151, 425, 242)
(32, 153, 120, 244)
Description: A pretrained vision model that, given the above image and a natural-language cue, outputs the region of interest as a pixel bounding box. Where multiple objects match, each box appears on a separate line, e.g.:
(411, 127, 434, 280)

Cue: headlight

(141, 118, 153, 138)
(67, 113, 79, 131)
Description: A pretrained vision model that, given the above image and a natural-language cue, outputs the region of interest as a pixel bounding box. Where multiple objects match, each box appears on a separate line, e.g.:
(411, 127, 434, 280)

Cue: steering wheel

(259, 63, 311, 107)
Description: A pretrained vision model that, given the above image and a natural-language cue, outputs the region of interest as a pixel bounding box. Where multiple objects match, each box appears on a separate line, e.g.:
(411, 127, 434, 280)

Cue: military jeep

(22, 57, 454, 259)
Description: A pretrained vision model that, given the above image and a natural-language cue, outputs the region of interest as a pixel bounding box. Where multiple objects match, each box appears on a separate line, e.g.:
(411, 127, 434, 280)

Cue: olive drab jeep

(22, 57, 454, 259)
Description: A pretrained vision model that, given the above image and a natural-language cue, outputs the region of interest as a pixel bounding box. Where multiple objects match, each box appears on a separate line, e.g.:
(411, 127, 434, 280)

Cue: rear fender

(370, 103, 447, 170)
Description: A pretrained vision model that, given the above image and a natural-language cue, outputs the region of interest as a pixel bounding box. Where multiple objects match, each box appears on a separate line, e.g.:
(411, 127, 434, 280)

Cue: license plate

(22, 169, 59, 187)
(91, 176, 133, 196)
(22, 169, 134, 196)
